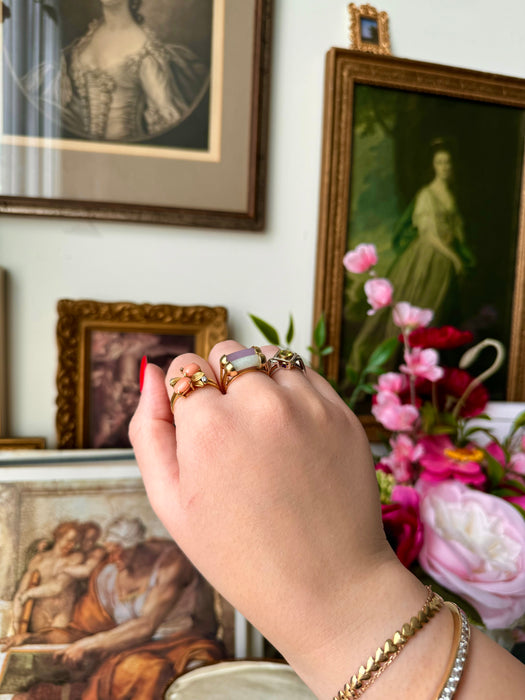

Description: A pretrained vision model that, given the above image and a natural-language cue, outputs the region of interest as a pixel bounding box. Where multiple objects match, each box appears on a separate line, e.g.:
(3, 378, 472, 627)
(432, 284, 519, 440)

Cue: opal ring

(267, 349, 306, 376)
(219, 346, 268, 392)
(169, 362, 220, 411)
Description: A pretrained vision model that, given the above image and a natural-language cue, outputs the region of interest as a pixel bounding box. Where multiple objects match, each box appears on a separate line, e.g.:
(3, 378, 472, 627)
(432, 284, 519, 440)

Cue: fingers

(129, 362, 181, 525)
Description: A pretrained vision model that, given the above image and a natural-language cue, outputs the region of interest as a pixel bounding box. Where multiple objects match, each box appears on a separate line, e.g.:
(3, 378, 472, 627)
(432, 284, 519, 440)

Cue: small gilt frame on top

(348, 4, 391, 55)
(56, 299, 228, 449)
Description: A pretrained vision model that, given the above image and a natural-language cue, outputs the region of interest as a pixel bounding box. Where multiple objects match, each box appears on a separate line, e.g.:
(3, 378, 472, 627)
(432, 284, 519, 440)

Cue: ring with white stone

(169, 362, 220, 412)
(219, 346, 268, 392)
(267, 349, 306, 376)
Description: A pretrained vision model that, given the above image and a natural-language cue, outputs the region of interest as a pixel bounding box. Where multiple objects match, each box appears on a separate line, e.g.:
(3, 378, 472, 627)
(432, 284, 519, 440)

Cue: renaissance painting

(0, 461, 236, 699)
(315, 50, 525, 415)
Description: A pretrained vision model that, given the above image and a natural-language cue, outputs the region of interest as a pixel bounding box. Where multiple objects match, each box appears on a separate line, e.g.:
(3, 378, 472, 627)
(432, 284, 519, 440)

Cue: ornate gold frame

(314, 49, 525, 414)
(56, 300, 228, 448)
(348, 3, 390, 55)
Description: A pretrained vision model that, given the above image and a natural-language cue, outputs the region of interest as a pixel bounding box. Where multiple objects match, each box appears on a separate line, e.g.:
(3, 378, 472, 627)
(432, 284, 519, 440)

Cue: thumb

(129, 362, 180, 522)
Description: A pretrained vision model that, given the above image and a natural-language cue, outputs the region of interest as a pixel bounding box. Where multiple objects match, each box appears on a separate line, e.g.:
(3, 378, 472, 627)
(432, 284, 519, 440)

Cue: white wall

(1, 0, 525, 446)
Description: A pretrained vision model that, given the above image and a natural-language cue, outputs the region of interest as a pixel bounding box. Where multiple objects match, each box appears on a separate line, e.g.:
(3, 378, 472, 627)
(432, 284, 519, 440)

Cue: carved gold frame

(56, 299, 228, 448)
(348, 3, 391, 55)
(314, 49, 525, 423)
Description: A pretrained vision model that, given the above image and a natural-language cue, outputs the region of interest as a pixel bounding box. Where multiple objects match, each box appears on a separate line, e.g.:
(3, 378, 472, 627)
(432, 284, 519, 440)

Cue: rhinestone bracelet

(333, 587, 443, 699)
(433, 602, 470, 700)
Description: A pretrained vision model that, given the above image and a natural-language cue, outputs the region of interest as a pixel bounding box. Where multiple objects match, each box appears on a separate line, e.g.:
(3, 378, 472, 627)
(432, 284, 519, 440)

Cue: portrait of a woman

(23, 0, 210, 142)
(348, 140, 475, 371)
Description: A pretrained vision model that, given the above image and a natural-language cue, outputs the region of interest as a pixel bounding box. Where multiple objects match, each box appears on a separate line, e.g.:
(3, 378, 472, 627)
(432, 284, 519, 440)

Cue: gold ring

(169, 362, 220, 412)
(267, 349, 306, 376)
(219, 346, 268, 392)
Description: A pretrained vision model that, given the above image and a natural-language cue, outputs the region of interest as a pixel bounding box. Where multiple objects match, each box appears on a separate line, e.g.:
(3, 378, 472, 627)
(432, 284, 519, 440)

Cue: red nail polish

(139, 355, 148, 392)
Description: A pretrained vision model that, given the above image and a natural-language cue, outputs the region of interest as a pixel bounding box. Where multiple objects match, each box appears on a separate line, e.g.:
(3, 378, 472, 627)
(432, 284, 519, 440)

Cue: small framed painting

(55, 299, 228, 448)
(348, 3, 391, 55)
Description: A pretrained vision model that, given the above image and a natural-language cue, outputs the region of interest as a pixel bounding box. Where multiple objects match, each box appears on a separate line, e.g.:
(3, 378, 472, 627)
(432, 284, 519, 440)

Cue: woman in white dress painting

(348, 141, 475, 372)
(24, 0, 208, 142)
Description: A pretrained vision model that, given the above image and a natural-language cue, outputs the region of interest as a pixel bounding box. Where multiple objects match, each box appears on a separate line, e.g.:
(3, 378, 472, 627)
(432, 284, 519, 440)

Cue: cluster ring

(267, 349, 306, 376)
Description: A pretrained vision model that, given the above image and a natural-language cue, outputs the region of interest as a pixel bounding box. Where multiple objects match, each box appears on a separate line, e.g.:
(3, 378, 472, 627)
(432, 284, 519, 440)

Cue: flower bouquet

(343, 243, 525, 643)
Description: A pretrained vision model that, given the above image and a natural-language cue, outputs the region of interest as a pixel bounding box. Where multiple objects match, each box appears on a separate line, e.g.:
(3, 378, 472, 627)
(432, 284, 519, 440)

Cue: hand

(130, 343, 402, 676)
(0, 632, 29, 651)
(55, 637, 95, 668)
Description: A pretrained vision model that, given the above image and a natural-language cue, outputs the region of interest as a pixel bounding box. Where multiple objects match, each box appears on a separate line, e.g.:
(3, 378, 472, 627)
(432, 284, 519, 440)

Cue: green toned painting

(341, 84, 525, 399)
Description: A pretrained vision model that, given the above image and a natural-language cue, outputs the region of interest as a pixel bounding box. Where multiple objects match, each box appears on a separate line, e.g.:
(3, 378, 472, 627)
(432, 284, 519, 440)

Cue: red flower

(415, 367, 488, 418)
(407, 326, 474, 350)
(381, 486, 423, 567)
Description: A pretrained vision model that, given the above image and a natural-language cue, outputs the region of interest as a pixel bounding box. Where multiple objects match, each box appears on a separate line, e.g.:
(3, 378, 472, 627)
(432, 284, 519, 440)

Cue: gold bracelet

(432, 602, 470, 700)
(333, 587, 444, 699)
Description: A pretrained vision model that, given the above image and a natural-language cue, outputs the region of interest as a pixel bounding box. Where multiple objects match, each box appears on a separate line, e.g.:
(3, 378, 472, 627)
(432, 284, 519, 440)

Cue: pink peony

(364, 278, 393, 315)
(418, 435, 486, 487)
(376, 372, 408, 395)
(382, 486, 423, 567)
(393, 302, 433, 330)
(510, 453, 525, 477)
(379, 434, 424, 483)
(371, 392, 419, 432)
(400, 348, 444, 382)
(343, 244, 378, 273)
(418, 480, 525, 628)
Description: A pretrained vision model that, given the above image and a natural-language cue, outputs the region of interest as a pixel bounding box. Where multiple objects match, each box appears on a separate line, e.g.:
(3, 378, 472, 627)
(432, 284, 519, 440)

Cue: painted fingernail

(139, 355, 148, 393)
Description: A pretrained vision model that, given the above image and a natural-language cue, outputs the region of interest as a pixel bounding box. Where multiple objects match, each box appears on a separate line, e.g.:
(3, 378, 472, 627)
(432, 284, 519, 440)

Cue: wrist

(280, 553, 450, 699)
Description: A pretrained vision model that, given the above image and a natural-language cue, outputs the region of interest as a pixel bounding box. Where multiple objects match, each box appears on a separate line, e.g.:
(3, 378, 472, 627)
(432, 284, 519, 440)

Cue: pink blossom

(418, 480, 525, 628)
(400, 347, 444, 382)
(418, 435, 486, 487)
(376, 372, 408, 395)
(343, 244, 378, 273)
(485, 441, 506, 465)
(364, 278, 393, 315)
(510, 453, 525, 476)
(393, 302, 434, 330)
(381, 486, 423, 567)
(379, 434, 424, 482)
(371, 392, 419, 432)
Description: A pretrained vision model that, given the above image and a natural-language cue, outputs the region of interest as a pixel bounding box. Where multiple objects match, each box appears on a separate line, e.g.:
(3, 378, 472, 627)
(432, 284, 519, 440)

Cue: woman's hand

(130, 341, 423, 697)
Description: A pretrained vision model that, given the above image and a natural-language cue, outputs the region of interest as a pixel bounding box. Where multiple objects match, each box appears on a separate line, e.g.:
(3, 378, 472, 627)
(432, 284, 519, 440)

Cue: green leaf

(365, 337, 398, 370)
(313, 313, 327, 348)
(248, 314, 280, 346)
(320, 346, 334, 356)
(360, 383, 376, 395)
(345, 367, 358, 384)
(285, 315, 294, 345)
(482, 448, 505, 487)
(512, 410, 525, 431)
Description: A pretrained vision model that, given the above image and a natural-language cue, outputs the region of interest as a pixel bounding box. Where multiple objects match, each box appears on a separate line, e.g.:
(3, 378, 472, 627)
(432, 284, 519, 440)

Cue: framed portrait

(0, 453, 243, 696)
(348, 4, 391, 55)
(314, 49, 525, 428)
(0, 0, 272, 230)
(56, 299, 228, 449)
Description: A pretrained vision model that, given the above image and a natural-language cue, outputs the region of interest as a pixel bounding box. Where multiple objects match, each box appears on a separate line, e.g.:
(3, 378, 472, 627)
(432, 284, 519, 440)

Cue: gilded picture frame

(56, 299, 228, 448)
(348, 3, 391, 55)
(0, 453, 240, 695)
(314, 50, 525, 435)
(0, 0, 272, 230)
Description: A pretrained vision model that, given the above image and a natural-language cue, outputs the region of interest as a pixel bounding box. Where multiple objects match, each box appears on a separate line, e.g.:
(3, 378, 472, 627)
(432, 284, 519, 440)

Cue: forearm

(277, 557, 525, 700)
(84, 617, 157, 656)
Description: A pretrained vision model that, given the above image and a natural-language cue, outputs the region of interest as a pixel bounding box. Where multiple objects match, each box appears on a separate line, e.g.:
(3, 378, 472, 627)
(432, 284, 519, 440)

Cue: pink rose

(371, 392, 419, 432)
(393, 302, 434, 330)
(364, 278, 393, 315)
(400, 348, 444, 382)
(343, 244, 378, 273)
(381, 486, 423, 567)
(418, 480, 525, 629)
(379, 434, 424, 483)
